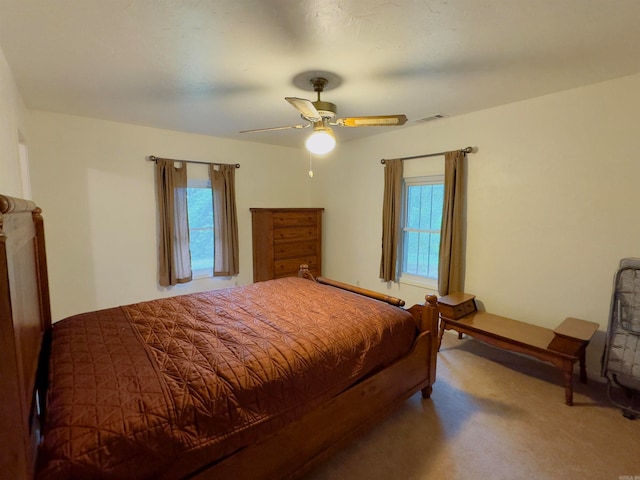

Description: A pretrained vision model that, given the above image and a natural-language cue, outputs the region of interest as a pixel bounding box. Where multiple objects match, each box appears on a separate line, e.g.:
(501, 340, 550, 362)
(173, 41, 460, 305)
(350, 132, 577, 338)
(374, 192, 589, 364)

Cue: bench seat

(437, 293, 599, 406)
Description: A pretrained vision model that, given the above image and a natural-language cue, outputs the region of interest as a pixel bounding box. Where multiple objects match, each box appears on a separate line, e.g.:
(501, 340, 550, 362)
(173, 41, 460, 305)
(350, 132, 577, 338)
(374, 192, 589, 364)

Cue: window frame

(399, 174, 444, 290)
(186, 178, 214, 279)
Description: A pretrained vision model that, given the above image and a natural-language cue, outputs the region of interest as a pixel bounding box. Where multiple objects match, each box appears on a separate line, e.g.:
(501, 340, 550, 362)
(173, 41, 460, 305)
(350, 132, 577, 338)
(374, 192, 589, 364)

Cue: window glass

(187, 183, 214, 274)
(401, 176, 444, 283)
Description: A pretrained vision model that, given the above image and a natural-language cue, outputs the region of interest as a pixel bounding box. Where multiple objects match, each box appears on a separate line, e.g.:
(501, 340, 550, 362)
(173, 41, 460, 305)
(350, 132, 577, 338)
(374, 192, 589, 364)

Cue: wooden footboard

(193, 329, 436, 480)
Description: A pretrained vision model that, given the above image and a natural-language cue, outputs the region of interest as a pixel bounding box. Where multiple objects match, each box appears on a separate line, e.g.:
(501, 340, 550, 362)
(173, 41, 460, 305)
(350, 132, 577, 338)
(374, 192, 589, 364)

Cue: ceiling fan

(240, 73, 408, 154)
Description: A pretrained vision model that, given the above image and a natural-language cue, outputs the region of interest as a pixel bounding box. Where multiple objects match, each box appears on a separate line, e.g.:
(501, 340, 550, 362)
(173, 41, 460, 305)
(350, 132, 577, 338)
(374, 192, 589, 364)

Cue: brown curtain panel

(379, 158, 403, 282)
(209, 164, 239, 276)
(155, 159, 192, 286)
(438, 150, 467, 296)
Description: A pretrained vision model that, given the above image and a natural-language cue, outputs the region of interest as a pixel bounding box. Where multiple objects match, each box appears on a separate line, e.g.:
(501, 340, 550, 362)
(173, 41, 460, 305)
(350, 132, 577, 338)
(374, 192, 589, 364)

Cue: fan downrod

(309, 77, 336, 118)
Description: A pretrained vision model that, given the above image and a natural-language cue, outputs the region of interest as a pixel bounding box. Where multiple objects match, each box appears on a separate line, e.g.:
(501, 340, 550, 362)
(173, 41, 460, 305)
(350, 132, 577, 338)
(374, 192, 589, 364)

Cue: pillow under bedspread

(36, 277, 416, 479)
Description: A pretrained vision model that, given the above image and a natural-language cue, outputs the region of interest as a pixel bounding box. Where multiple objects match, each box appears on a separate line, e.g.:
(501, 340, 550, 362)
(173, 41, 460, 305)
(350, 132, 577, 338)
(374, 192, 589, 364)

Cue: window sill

(192, 269, 213, 280)
(399, 273, 438, 291)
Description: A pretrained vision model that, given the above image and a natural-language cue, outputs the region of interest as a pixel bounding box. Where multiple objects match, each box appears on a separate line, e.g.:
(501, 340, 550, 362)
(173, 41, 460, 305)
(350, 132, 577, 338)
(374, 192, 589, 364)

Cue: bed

(0, 194, 439, 480)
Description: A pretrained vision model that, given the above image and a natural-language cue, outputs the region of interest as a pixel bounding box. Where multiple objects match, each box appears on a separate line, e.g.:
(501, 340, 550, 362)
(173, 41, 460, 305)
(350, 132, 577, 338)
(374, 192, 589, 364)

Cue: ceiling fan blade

(334, 114, 408, 127)
(240, 123, 310, 133)
(285, 97, 322, 122)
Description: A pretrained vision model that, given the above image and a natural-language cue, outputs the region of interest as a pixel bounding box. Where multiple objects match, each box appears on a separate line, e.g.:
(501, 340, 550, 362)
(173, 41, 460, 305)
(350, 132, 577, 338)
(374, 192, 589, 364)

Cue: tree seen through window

(187, 185, 214, 273)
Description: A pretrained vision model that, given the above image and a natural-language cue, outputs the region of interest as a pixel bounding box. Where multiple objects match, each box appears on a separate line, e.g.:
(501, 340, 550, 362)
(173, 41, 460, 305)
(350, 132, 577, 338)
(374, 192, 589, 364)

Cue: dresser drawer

(274, 241, 317, 259)
(273, 211, 318, 227)
(274, 257, 318, 278)
(273, 226, 318, 243)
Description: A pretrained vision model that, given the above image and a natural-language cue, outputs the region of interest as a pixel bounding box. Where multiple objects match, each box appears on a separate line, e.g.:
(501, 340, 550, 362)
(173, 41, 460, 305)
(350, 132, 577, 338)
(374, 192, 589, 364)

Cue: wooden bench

(437, 292, 599, 406)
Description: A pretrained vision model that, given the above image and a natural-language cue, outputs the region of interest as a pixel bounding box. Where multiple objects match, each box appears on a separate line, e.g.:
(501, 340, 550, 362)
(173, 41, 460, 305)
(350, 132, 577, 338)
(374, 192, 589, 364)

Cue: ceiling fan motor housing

(313, 100, 337, 119)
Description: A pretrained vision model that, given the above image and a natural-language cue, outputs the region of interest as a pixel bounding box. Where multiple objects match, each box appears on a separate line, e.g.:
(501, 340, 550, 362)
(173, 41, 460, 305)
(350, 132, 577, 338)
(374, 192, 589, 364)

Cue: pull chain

(308, 152, 314, 178)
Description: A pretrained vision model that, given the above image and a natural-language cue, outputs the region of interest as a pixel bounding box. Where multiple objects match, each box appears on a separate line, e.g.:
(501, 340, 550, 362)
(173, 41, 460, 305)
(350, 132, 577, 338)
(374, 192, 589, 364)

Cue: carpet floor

(304, 332, 640, 480)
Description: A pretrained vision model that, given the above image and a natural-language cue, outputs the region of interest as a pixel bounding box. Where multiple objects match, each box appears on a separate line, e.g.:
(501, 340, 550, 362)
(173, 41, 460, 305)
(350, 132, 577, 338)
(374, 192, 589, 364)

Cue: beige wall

(0, 44, 29, 197)
(313, 73, 640, 374)
(27, 111, 312, 320)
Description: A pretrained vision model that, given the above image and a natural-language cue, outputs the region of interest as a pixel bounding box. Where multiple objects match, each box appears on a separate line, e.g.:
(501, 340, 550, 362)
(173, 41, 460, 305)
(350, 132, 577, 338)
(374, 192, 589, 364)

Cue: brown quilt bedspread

(36, 277, 416, 479)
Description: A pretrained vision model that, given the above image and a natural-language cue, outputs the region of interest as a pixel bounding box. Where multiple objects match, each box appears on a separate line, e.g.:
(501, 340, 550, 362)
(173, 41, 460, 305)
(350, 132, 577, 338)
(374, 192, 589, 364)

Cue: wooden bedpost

(408, 294, 439, 398)
(298, 264, 317, 282)
(32, 207, 52, 333)
(408, 295, 439, 333)
(423, 294, 439, 397)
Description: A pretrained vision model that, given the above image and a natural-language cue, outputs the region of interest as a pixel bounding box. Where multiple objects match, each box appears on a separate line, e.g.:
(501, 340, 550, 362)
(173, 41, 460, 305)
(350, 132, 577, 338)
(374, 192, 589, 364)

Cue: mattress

(36, 277, 416, 479)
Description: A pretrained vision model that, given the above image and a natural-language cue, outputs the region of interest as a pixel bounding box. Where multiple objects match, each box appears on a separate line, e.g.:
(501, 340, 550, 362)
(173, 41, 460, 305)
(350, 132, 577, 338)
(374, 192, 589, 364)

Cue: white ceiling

(1, 0, 640, 149)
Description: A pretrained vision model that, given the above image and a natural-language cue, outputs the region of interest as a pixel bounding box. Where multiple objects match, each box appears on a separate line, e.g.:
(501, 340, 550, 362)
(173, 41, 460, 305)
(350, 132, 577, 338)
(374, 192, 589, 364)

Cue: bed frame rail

(298, 264, 405, 307)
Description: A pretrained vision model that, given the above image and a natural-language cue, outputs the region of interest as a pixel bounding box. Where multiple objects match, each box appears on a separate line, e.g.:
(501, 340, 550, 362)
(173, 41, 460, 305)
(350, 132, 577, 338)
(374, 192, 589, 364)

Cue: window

(186, 180, 214, 276)
(401, 175, 444, 286)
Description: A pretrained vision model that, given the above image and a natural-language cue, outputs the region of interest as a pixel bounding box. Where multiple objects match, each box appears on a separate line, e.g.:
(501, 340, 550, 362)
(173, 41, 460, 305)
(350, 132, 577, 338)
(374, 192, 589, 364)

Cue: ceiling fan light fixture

(305, 125, 336, 155)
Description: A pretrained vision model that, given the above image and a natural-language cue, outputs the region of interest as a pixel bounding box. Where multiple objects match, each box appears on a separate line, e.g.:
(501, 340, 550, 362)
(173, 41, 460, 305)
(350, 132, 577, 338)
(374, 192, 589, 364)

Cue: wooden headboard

(0, 194, 51, 479)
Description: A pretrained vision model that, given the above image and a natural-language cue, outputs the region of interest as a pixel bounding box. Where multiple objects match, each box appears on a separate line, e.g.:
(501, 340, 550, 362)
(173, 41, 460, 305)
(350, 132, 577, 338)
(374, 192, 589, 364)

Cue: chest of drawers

(250, 208, 324, 282)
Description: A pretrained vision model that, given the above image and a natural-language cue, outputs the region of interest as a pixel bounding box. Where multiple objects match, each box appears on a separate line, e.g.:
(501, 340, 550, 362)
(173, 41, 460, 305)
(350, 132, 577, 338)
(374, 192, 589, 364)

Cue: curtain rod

(380, 146, 474, 164)
(148, 155, 240, 168)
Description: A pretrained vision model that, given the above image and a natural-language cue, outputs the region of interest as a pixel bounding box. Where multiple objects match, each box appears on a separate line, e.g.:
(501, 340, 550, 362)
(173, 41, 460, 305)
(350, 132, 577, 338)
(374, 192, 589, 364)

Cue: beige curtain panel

(438, 149, 466, 296)
(379, 158, 403, 282)
(155, 159, 192, 286)
(209, 164, 239, 276)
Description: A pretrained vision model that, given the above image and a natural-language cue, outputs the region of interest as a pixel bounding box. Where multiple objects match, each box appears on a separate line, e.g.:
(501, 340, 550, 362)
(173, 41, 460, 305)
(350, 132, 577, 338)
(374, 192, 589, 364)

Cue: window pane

(417, 231, 431, 276)
(428, 233, 440, 277)
(430, 185, 444, 230)
(190, 228, 214, 271)
(187, 187, 213, 229)
(403, 230, 419, 274)
(406, 186, 421, 229)
(419, 186, 431, 230)
(187, 186, 214, 271)
(402, 177, 443, 281)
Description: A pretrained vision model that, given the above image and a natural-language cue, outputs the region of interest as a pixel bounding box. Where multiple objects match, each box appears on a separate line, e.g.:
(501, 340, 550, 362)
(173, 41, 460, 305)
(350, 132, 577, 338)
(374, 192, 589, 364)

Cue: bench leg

(562, 359, 575, 406)
(437, 321, 464, 351)
(578, 345, 588, 384)
(421, 385, 433, 399)
(437, 321, 446, 351)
